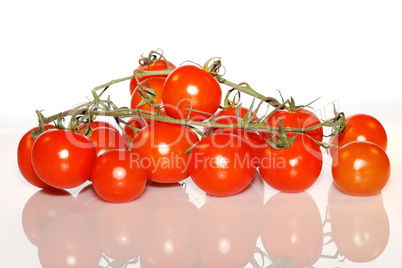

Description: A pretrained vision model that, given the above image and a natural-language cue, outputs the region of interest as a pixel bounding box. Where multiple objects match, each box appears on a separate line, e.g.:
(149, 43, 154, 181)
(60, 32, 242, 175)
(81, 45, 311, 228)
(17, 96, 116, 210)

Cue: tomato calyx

(265, 118, 299, 149)
(327, 104, 347, 136)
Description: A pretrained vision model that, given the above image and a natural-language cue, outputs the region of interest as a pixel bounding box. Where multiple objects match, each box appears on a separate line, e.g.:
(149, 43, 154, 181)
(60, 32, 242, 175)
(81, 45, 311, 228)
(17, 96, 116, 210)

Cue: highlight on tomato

(17, 125, 54, 188)
(31, 129, 97, 189)
(162, 64, 222, 121)
(91, 149, 147, 203)
(131, 122, 200, 183)
(259, 133, 323, 193)
(329, 113, 387, 158)
(188, 133, 257, 196)
(331, 141, 390, 196)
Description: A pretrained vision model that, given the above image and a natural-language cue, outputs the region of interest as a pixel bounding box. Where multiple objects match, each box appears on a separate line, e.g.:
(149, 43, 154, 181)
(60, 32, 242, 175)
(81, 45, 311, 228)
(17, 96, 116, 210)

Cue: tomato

(129, 59, 176, 95)
(209, 116, 265, 158)
(331, 141, 390, 196)
(78, 120, 118, 133)
(329, 185, 389, 262)
(260, 192, 323, 267)
(91, 149, 147, 203)
(188, 133, 257, 196)
(123, 117, 147, 143)
(17, 125, 54, 188)
(329, 113, 387, 158)
(88, 127, 128, 156)
(214, 105, 258, 121)
(130, 77, 168, 122)
(266, 108, 323, 142)
(162, 65, 222, 121)
(31, 129, 97, 189)
(259, 134, 323, 192)
(132, 122, 200, 183)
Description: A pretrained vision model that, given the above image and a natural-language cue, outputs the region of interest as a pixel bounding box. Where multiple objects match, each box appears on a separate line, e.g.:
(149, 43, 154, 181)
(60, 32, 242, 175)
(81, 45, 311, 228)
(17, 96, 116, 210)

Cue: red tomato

(91, 149, 147, 203)
(132, 122, 200, 183)
(17, 125, 54, 188)
(162, 65, 222, 121)
(209, 116, 265, 158)
(214, 105, 258, 121)
(188, 133, 257, 196)
(332, 141, 390, 196)
(31, 129, 97, 189)
(259, 134, 323, 192)
(130, 59, 176, 95)
(266, 109, 323, 142)
(123, 117, 147, 143)
(88, 127, 128, 156)
(130, 77, 168, 122)
(260, 192, 323, 267)
(78, 120, 118, 133)
(329, 113, 387, 158)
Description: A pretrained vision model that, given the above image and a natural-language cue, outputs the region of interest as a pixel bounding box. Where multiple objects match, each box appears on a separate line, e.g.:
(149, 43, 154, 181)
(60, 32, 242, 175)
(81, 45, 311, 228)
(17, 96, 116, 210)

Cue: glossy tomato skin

(329, 113, 387, 158)
(214, 106, 258, 121)
(162, 65, 222, 121)
(132, 122, 200, 183)
(332, 141, 390, 196)
(88, 127, 128, 156)
(188, 133, 257, 196)
(210, 116, 265, 158)
(123, 117, 147, 143)
(31, 129, 97, 189)
(17, 125, 54, 188)
(266, 109, 323, 142)
(259, 134, 323, 192)
(130, 77, 168, 122)
(129, 59, 176, 95)
(91, 149, 147, 203)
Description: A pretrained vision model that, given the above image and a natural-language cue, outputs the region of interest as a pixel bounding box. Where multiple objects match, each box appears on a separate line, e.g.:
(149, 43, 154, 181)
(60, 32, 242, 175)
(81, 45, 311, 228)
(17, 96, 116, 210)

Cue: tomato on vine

(329, 113, 387, 158)
(266, 107, 323, 142)
(259, 132, 323, 193)
(130, 77, 168, 122)
(188, 133, 256, 196)
(31, 129, 97, 189)
(88, 127, 128, 156)
(123, 117, 147, 143)
(17, 125, 55, 188)
(332, 141, 390, 196)
(162, 65, 222, 121)
(129, 56, 176, 96)
(131, 122, 200, 183)
(91, 149, 147, 203)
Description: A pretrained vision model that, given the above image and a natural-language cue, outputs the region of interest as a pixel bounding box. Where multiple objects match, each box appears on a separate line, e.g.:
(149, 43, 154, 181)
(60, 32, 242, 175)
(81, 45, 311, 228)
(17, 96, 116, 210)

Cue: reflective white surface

(1, 125, 401, 267)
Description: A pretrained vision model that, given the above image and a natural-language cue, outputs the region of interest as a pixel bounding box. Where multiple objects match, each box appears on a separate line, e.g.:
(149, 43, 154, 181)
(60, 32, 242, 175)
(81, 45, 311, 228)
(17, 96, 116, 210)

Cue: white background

(1, 1, 402, 267)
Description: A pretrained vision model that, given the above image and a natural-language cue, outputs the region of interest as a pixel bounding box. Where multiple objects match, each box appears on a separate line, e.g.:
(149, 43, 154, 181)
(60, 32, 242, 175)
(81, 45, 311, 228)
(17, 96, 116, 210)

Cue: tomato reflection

(140, 182, 199, 267)
(193, 184, 260, 268)
(328, 182, 390, 263)
(38, 214, 102, 268)
(21, 188, 75, 246)
(260, 192, 323, 267)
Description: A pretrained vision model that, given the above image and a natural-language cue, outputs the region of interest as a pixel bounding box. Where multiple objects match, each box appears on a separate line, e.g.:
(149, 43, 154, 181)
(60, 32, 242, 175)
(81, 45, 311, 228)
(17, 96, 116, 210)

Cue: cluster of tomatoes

(17, 54, 391, 203)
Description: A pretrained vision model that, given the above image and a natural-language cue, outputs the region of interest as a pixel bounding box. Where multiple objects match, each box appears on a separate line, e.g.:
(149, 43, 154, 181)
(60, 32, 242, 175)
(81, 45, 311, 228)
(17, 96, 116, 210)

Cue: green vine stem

(34, 54, 347, 150)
